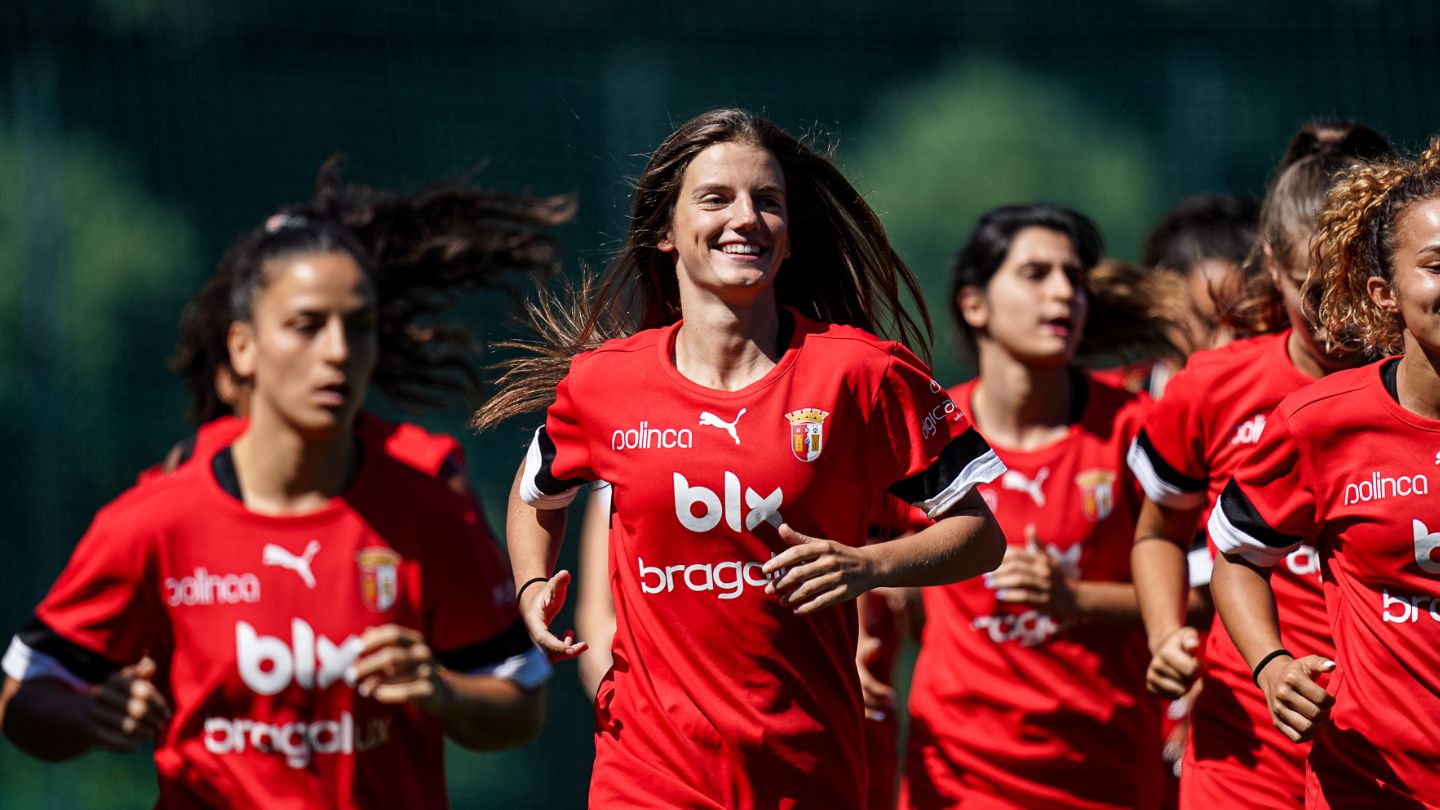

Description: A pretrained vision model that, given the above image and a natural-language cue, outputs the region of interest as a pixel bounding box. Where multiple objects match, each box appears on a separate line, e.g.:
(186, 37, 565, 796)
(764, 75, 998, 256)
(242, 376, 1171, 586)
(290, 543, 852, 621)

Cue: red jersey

(520, 311, 1004, 810)
(1210, 359, 1440, 808)
(903, 373, 1162, 810)
(3, 423, 535, 809)
(1127, 331, 1330, 802)
(144, 414, 464, 483)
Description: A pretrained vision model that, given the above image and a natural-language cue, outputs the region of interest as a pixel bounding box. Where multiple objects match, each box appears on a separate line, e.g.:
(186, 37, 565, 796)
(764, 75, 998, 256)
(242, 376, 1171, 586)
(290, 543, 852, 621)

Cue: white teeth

(721, 244, 763, 255)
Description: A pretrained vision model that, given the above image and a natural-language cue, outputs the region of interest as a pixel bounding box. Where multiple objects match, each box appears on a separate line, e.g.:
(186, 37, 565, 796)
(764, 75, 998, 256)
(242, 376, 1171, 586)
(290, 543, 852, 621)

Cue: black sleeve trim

(533, 426, 586, 497)
(434, 619, 534, 672)
(1136, 429, 1207, 491)
(18, 617, 124, 684)
(887, 428, 994, 506)
(1218, 479, 1305, 550)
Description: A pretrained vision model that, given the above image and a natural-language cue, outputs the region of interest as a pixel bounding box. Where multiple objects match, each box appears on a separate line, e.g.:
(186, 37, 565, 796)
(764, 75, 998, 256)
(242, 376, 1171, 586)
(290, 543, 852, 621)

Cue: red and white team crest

(785, 408, 830, 462)
(1074, 469, 1117, 522)
(356, 547, 401, 612)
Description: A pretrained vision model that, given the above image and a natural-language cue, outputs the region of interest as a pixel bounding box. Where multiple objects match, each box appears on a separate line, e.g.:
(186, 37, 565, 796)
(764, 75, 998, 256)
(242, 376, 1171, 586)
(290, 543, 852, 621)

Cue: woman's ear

(657, 229, 675, 253)
(1367, 275, 1400, 316)
(958, 286, 988, 331)
(228, 321, 258, 379)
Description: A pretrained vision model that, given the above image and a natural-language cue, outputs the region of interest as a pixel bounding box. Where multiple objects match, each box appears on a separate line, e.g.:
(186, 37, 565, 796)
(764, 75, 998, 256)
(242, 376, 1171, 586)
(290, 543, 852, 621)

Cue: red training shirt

(1127, 331, 1331, 799)
(904, 372, 1162, 810)
(4, 418, 538, 809)
(1210, 358, 1440, 809)
(520, 310, 1004, 810)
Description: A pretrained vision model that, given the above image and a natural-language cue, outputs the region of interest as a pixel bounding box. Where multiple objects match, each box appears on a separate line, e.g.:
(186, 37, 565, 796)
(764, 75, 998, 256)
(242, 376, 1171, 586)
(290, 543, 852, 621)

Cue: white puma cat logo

(1002, 467, 1051, 507)
(1414, 519, 1440, 574)
(698, 408, 747, 445)
(263, 540, 321, 589)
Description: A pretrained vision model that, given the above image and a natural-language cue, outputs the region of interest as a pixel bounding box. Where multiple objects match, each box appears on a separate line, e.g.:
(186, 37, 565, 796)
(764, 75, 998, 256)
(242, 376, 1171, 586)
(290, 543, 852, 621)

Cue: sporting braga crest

(356, 547, 402, 612)
(1074, 469, 1117, 522)
(785, 408, 830, 462)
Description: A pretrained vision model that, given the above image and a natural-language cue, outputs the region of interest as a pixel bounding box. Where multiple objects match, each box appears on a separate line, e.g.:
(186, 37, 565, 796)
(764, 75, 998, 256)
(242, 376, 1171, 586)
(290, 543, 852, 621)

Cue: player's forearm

(1132, 538, 1191, 647)
(0, 677, 95, 762)
(432, 673, 545, 751)
(506, 466, 568, 585)
(1072, 581, 1142, 624)
(1210, 551, 1285, 675)
(866, 498, 1004, 589)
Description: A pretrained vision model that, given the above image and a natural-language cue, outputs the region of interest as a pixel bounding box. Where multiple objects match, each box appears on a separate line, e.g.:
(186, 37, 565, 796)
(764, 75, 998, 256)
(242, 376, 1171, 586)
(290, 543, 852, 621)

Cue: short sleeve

(519, 368, 596, 509)
(5, 509, 163, 685)
(1207, 409, 1318, 567)
(423, 497, 549, 688)
(873, 345, 1005, 519)
(1127, 366, 1209, 510)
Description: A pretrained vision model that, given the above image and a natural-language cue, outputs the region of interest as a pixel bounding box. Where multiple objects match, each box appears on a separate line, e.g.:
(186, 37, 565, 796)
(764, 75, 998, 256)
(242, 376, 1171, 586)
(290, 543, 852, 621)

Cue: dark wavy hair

(947, 203, 1179, 365)
(171, 158, 574, 424)
(474, 108, 931, 429)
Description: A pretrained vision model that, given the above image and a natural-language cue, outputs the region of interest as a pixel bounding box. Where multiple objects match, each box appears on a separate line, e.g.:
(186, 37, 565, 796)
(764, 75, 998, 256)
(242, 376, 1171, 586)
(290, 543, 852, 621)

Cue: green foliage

(847, 60, 1163, 384)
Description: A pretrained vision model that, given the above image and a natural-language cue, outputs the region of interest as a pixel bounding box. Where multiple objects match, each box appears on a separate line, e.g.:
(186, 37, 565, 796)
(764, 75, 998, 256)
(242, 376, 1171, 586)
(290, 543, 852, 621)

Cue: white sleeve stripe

(464, 646, 551, 690)
(1127, 439, 1207, 510)
(918, 449, 1007, 520)
(1207, 501, 1292, 566)
(3, 637, 92, 689)
(519, 427, 581, 509)
(1187, 544, 1214, 587)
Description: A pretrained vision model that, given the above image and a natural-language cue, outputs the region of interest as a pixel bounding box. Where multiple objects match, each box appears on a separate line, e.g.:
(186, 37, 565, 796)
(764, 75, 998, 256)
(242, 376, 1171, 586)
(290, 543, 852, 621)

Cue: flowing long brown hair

(474, 108, 932, 430)
(1310, 135, 1440, 358)
(172, 158, 574, 424)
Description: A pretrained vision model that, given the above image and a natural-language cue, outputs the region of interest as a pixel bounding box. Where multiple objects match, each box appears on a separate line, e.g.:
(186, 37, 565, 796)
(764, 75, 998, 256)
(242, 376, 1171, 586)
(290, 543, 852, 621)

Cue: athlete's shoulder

(91, 461, 212, 537)
(800, 316, 907, 360)
(357, 413, 462, 478)
(1182, 332, 1285, 378)
(569, 326, 667, 371)
(1277, 361, 1380, 423)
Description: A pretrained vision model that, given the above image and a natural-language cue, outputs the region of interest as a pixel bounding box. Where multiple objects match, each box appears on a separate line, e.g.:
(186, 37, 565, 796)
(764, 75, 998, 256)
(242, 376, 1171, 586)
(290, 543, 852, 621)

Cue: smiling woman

(476, 108, 1008, 809)
(1208, 135, 1440, 809)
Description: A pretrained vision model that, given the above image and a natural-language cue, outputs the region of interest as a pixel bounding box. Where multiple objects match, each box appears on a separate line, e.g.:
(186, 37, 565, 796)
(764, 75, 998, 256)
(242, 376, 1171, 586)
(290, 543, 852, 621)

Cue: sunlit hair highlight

(1219, 120, 1393, 337)
(1310, 135, 1440, 357)
(474, 108, 931, 430)
(172, 157, 573, 424)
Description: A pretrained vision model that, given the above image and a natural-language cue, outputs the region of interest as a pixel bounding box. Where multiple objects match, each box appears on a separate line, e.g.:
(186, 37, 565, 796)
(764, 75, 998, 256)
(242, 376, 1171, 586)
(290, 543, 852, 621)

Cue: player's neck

(673, 291, 782, 391)
(231, 407, 357, 515)
(971, 349, 1073, 451)
(1396, 337, 1440, 420)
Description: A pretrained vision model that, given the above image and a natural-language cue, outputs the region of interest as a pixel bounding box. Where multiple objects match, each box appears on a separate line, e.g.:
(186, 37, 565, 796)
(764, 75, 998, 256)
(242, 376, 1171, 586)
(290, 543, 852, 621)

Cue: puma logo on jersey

(263, 540, 320, 589)
(1002, 468, 1050, 507)
(1414, 519, 1440, 574)
(1042, 543, 1082, 579)
(698, 408, 746, 445)
(1229, 414, 1266, 446)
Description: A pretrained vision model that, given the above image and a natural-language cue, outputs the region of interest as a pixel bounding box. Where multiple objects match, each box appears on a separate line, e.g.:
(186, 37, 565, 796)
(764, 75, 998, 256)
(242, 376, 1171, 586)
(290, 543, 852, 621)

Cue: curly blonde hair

(1309, 136, 1440, 357)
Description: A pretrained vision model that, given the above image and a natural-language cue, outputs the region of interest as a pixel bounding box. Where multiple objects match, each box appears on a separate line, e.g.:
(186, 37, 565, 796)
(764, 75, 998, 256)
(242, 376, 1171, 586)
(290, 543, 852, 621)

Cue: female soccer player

(475, 108, 1007, 808)
(901, 204, 1174, 810)
(1209, 136, 1440, 809)
(0, 189, 556, 807)
(1127, 121, 1392, 808)
(151, 161, 574, 488)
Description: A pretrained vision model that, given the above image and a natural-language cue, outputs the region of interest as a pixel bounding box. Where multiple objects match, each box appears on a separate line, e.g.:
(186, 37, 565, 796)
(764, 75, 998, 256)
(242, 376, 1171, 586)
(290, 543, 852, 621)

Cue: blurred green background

(2, 1, 1436, 806)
